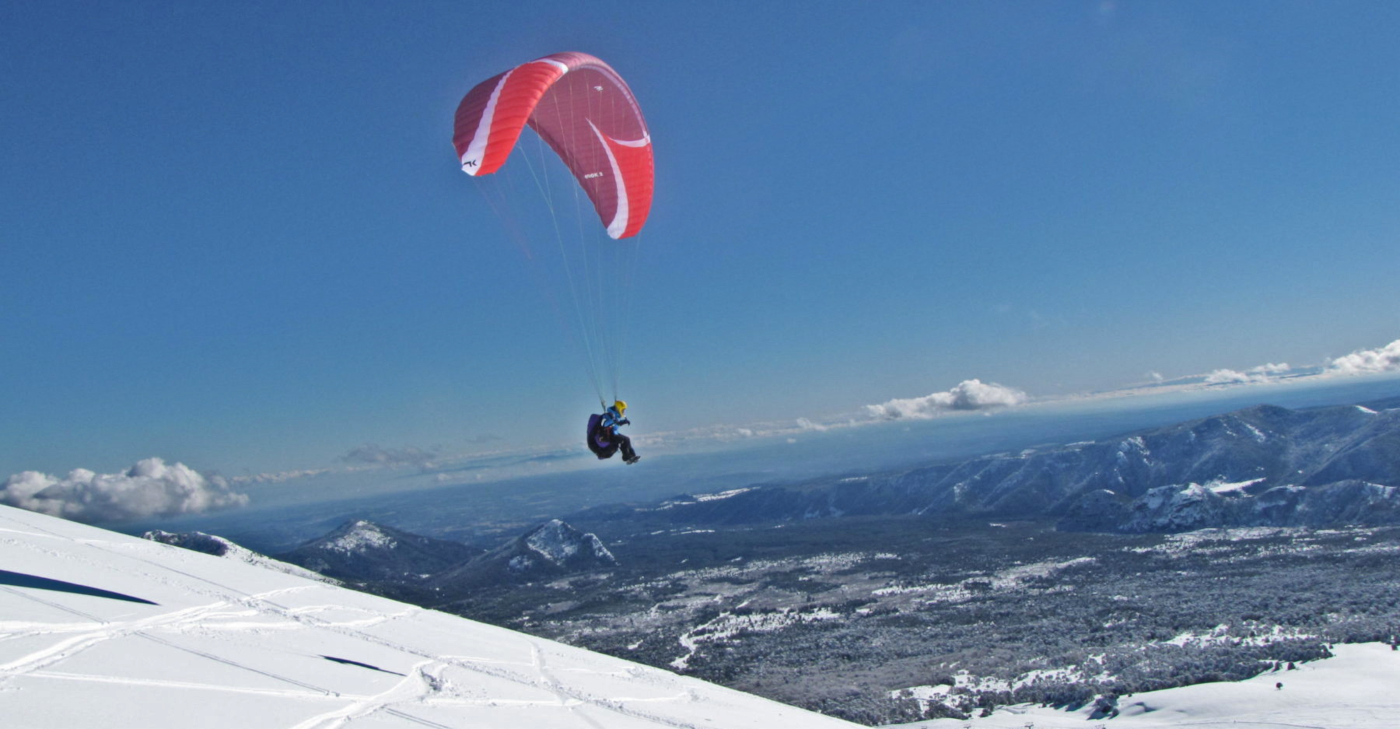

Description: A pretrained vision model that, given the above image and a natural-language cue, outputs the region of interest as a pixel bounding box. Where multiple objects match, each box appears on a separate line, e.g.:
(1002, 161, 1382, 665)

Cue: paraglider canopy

(453, 51, 654, 240)
(453, 51, 653, 410)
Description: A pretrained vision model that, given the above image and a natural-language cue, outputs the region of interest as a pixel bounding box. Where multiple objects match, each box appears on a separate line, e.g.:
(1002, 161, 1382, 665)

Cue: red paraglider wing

(453, 52, 653, 239)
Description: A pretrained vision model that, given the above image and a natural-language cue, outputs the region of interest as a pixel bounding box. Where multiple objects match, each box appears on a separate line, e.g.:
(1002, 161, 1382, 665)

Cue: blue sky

(3, 0, 1398, 482)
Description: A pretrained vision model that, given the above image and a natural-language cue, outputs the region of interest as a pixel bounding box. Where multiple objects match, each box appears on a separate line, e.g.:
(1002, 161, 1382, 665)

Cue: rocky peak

(523, 519, 616, 567)
(324, 520, 396, 554)
(144, 529, 234, 557)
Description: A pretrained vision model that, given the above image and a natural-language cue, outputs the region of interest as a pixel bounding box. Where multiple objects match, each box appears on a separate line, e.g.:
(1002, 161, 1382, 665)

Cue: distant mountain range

(160, 397, 1400, 583)
(568, 397, 1400, 535)
(154, 396, 1400, 581)
(265, 518, 615, 598)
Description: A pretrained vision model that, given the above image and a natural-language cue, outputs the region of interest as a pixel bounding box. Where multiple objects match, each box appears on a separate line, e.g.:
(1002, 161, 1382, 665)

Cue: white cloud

(1204, 362, 1292, 386)
(0, 458, 249, 524)
(866, 379, 1028, 420)
(795, 418, 827, 432)
(1328, 339, 1400, 375)
(1204, 369, 1251, 385)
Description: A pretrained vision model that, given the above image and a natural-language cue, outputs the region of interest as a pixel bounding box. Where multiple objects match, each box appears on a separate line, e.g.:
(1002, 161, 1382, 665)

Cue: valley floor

(432, 518, 1400, 725)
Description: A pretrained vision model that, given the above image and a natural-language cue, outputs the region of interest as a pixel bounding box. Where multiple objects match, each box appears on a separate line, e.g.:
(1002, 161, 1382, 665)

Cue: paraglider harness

(587, 404, 637, 463)
(586, 413, 618, 459)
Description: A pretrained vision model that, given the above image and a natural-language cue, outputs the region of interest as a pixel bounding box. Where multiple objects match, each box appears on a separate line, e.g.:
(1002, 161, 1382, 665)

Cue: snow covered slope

(901, 642, 1400, 729)
(0, 505, 858, 729)
(143, 529, 337, 584)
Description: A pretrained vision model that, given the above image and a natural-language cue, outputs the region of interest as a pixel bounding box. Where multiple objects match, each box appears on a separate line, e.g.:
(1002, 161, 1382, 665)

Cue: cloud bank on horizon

(4, 340, 1397, 525)
(1204, 362, 1292, 385)
(0, 458, 248, 524)
(863, 338, 1400, 424)
(1198, 339, 1400, 387)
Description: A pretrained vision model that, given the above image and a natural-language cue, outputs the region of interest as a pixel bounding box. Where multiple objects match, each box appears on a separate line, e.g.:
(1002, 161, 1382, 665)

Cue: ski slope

(0, 504, 858, 729)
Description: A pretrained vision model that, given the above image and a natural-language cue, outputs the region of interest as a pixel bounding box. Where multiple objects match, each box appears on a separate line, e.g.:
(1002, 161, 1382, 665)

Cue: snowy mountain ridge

(0, 503, 861, 729)
(568, 400, 1400, 534)
(429, 519, 617, 595)
(142, 529, 336, 584)
(276, 519, 483, 584)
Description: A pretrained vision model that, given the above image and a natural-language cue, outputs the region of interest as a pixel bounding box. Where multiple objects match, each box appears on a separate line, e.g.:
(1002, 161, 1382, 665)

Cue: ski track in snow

(2, 601, 235, 677)
(287, 660, 435, 729)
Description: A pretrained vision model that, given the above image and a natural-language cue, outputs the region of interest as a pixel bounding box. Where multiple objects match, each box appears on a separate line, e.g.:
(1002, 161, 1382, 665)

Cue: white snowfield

(0, 505, 859, 729)
(898, 644, 1400, 729)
